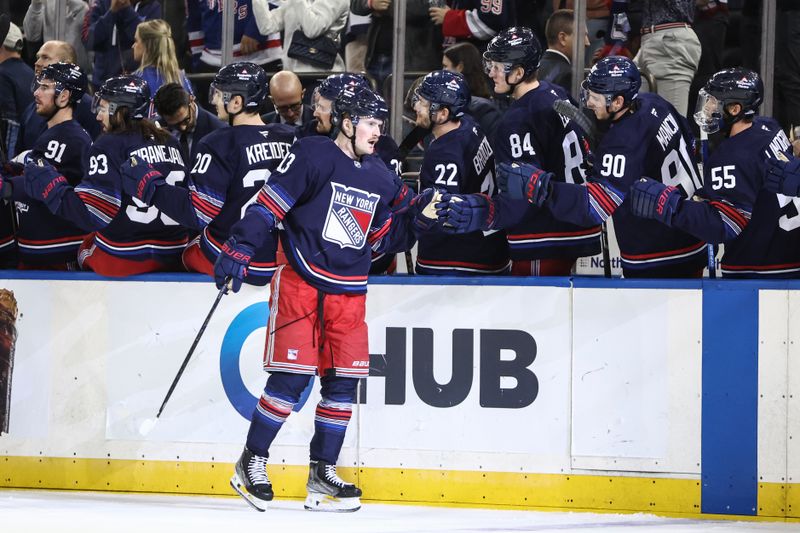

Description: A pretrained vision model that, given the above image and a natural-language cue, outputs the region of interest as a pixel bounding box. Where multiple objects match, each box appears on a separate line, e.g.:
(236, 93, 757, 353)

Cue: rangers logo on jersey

(323, 183, 379, 249)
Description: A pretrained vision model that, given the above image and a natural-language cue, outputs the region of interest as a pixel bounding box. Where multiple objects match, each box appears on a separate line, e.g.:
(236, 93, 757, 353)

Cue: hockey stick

(552, 99, 612, 278)
(699, 129, 716, 279)
(154, 280, 230, 419)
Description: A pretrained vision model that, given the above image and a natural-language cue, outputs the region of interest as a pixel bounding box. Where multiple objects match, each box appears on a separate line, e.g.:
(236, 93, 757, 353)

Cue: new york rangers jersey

(417, 115, 509, 275)
(548, 92, 707, 275)
(238, 136, 416, 294)
(671, 117, 800, 277)
(442, 0, 515, 48)
(151, 123, 295, 284)
(11, 120, 91, 266)
(51, 131, 190, 266)
(187, 0, 282, 66)
(492, 81, 601, 260)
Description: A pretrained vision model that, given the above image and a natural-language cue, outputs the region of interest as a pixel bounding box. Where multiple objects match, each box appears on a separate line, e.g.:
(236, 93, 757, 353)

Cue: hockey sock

(246, 373, 312, 456)
(310, 376, 358, 464)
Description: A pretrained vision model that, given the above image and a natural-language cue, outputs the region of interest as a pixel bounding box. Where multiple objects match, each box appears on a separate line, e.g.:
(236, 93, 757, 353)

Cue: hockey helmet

(332, 85, 389, 133)
(210, 62, 268, 111)
(694, 67, 763, 134)
(414, 70, 470, 120)
(92, 75, 152, 119)
(482, 26, 542, 78)
(35, 62, 87, 105)
(317, 73, 371, 102)
(581, 56, 641, 108)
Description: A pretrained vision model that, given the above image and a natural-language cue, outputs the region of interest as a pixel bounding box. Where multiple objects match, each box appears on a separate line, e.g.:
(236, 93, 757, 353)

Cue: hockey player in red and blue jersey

(120, 62, 294, 285)
(7, 63, 92, 269)
(22, 76, 189, 276)
(429, 0, 515, 50)
(630, 68, 800, 278)
(413, 70, 509, 275)
(437, 27, 598, 276)
(477, 56, 706, 278)
(213, 86, 431, 513)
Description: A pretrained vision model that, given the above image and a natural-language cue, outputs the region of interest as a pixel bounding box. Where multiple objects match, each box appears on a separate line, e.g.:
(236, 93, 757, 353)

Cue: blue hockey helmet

(482, 26, 542, 78)
(414, 70, 470, 120)
(581, 56, 641, 108)
(317, 72, 371, 102)
(92, 75, 151, 119)
(210, 62, 268, 111)
(36, 62, 87, 105)
(694, 67, 763, 134)
(332, 85, 389, 133)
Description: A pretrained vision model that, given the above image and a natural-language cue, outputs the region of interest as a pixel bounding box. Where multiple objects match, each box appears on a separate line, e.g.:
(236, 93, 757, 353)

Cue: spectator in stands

(428, 0, 515, 51)
(251, 0, 349, 72)
(538, 8, 589, 92)
(261, 70, 313, 127)
(186, 0, 282, 73)
(441, 41, 502, 140)
(0, 21, 34, 158)
(132, 19, 193, 97)
(553, 0, 609, 67)
(153, 82, 227, 163)
(688, 1, 730, 129)
(625, 0, 701, 116)
(23, 0, 92, 75)
(351, 0, 442, 92)
(82, 0, 162, 91)
(17, 41, 102, 155)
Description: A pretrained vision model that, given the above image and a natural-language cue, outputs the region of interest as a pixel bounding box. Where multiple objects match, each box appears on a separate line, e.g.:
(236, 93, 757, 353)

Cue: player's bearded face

(313, 95, 333, 133)
(585, 89, 612, 120)
(95, 98, 112, 132)
(413, 96, 432, 128)
(353, 118, 382, 156)
(33, 79, 57, 117)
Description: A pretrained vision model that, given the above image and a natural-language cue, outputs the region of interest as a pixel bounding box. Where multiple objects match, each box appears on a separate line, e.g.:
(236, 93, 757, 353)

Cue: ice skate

(230, 447, 273, 511)
(304, 460, 362, 512)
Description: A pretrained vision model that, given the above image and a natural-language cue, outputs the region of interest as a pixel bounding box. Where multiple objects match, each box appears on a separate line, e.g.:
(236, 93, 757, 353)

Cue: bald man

(260, 70, 314, 126)
(17, 40, 101, 153)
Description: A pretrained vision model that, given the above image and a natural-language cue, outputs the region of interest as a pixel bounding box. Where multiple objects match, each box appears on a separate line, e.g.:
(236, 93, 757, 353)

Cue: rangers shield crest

(322, 183, 380, 249)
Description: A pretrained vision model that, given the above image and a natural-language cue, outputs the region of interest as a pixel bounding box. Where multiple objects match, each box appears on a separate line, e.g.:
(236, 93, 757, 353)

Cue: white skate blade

(230, 472, 269, 512)
(304, 492, 361, 513)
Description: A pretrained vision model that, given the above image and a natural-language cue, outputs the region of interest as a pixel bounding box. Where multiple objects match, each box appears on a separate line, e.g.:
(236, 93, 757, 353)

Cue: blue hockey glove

(765, 156, 800, 197)
(438, 193, 495, 233)
(410, 188, 446, 231)
(629, 177, 682, 226)
(497, 161, 553, 206)
(120, 155, 166, 204)
(23, 158, 70, 213)
(213, 237, 254, 293)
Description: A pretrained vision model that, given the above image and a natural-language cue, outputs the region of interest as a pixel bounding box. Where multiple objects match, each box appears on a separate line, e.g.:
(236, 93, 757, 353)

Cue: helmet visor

(694, 89, 723, 134)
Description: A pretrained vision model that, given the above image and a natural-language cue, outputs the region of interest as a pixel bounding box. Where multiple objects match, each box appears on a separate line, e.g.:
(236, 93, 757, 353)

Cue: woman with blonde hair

(132, 19, 193, 97)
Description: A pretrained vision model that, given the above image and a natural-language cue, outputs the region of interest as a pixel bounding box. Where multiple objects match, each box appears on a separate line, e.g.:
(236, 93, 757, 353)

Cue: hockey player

(630, 68, 800, 278)
(22, 76, 190, 276)
(213, 86, 432, 512)
(120, 62, 295, 285)
(7, 63, 92, 269)
(439, 27, 598, 276)
(462, 56, 707, 278)
(412, 69, 509, 275)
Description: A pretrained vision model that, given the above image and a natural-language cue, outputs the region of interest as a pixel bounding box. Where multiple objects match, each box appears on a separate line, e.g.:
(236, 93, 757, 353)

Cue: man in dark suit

(538, 9, 589, 93)
(154, 82, 227, 163)
(260, 70, 313, 127)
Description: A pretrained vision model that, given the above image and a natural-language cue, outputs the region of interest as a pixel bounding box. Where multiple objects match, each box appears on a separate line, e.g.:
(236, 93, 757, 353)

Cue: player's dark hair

(154, 82, 191, 118)
(545, 9, 574, 46)
(109, 106, 170, 144)
(443, 42, 491, 99)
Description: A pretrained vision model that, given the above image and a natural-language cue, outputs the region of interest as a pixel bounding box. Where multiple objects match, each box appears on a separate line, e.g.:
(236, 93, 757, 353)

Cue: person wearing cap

(0, 21, 35, 158)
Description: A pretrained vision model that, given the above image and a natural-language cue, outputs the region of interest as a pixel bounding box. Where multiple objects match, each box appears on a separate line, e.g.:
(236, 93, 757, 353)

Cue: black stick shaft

(156, 282, 229, 418)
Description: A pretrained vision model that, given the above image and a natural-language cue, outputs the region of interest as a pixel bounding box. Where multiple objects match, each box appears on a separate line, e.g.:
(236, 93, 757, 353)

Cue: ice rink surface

(1, 490, 798, 533)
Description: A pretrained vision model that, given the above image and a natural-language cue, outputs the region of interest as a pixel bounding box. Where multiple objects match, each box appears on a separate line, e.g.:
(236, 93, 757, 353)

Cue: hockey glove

(213, 237, 254, 293)
(629, 177, 682, 226)
(410, 188, 446, 231)
(1, 160, 24, 177)
(23, 158, 70, 213)
(438, 193, 495, 233)
(497, 161, 553, 207)
(120, 155, 166, 204)
(765, 156, 800, 197)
